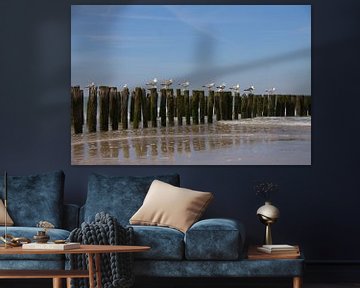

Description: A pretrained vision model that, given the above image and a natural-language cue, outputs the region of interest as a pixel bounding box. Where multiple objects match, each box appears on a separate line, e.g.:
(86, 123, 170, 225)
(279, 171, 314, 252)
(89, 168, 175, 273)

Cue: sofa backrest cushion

(0, 170, 64, 227)
(83, 173, 180, 226)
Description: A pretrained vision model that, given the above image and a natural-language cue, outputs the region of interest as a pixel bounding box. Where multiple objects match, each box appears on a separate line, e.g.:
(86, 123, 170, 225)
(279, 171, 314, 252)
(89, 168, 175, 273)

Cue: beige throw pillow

(0, 199, 14, 226)
(130, 180, 213, 233)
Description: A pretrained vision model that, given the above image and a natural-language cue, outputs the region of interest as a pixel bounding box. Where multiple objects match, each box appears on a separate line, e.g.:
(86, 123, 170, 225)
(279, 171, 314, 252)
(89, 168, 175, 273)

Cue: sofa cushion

(0, 199, 14, 226)
(130, 225, 184, 260)
(0, 227, 70, 261)
(84, 174, 180, 225)
(130, 180, 213, 233)
(0, 171, 65, 227)
(185, 218, 245, 260)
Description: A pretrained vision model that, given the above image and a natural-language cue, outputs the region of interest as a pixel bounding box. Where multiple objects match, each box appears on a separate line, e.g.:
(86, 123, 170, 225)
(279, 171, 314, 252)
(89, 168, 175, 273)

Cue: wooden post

(121, 87, 129, 129)
(275, 95, 281, 116)
(297, 95, 306, 116)
(234, 92, 240, 120)
(241, 95, 247, 119)
(160, 89, 167, 127)
(219, 92, 226, 120)
(204, 96, 208, 117)
(109, 87, 119, 130)
(257, 95, 263, 117)
(208, 90, 214, 123)
(184, 90, 190, 125)
(129, 91, 135, 122)
(263, 95, 269, 117)
(199, 90, 205, 124)
(117, 91, 122, 123)
(149, 88, 157, 127)
(253, 95, 258, 118)
(247, 94, 254, 118)
(87, 86, 97, 133)
(192, 90, 199, 124)
(167, 89, 175, 126)
(71, 86, 83, 134)
(141, 88, 148, 128)
(99, 86, 110, 131)
(304, 96, 311, 116)
(133, 87, 142, 129)
(227, 92, 233, 120)
(214, 92, 221, 121)
(269, 94, 276, 116)
(177, 89, 184, 126)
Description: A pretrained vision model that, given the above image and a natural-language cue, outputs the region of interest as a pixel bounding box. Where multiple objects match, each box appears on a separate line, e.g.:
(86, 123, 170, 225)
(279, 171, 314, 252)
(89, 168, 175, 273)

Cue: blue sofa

(0, 171, 304, 287)
(81, 173, 304, 283)
(0, 171, 79, 270)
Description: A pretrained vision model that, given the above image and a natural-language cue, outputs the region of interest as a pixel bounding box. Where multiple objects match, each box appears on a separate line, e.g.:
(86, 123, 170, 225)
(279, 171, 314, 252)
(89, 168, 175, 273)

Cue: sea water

(71, 117, 311, 165)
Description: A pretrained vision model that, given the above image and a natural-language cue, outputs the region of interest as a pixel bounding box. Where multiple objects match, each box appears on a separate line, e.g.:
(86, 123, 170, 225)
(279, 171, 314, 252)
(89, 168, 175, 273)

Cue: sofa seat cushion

(0, 227, 70, 261)
(130, 225, 184, 260)
(185, 218, 245, 260)
(84, 174, 180, 226)
(0, 170, 65, 227)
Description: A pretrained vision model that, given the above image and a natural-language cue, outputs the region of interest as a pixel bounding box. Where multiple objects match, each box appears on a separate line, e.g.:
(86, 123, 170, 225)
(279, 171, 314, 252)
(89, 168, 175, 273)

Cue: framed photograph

(71, 5, 311, 165)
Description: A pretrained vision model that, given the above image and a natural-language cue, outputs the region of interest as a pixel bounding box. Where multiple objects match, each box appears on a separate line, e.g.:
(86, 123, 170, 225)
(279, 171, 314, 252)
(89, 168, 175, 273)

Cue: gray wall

(0, 0, 359, 263)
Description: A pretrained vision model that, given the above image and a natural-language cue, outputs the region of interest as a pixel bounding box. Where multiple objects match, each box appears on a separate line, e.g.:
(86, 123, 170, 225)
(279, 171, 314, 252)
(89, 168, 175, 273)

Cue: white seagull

(146, 78, 158, 88)
(85, 82, 95, 89)
(202, 83, 215, 90)
(216, 83, 226, 92)
(265, 87, 276, 94)
(123, 84, 128, 89)
(229, 84, 240, 92)
(244, 85, 255, 93)
(179, 81, 190, 89)
(161, 79, 173, 88)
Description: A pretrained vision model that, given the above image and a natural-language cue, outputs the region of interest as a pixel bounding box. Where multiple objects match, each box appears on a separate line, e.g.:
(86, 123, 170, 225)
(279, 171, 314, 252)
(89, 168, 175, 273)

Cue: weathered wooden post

(167, 89, 175, 126)
(121, 87, 129, 129)
(241, 95, 247, 119)
(149, 88, 157, 127)
(253, 95, 258, 118)
(269, 94, 276, 116)
(205, 96, 208, 117)
(257, 95, 263, 117)
(160, 89, 167, 127)
(247, 94, 254, 118)
(184, 90, 190, 125)
(87, 85, 97, 133)
(129, 91, 135, 122)
(199, 90, 205, 124)
(275, 95, 281, 116)
(117, 91, 122, 123)
(227, 92, 233, 120)
(234, 92, 240, 120)
(263, 95, 269, 117)
(109, 87, 119, 130)
(304, 96, 311, 116)
(176, 89, 184, 126)
(133, 87, 142, 129)
(71, 86, 83, 134)
(214, 92, 221, 121)
(99, 86, 110, 131)
(219, 92, 226, 120)
(208, 90, 214, 123)
(141, 88, 148, 128)
(192, 90, 199, 124)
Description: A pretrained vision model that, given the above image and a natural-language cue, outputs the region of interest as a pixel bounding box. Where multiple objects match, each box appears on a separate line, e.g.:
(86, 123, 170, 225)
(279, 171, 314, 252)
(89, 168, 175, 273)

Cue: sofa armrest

(63, 204, 80, 231)
(184, 218, 246, 260)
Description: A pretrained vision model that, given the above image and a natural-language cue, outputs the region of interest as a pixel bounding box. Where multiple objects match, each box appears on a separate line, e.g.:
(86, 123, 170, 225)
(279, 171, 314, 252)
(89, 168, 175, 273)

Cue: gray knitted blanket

(68, 212, 134, 288)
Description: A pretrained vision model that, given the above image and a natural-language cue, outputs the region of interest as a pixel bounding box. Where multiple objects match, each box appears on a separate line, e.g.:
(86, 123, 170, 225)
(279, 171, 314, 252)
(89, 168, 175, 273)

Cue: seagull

(146, 78, 158, 88)
(161, 79, 173, 88)
(85, 82, 95, 89)
(216, 83, 226, 92)
(179, 81, 190, 89)
(123, 84, 128, 89)
(244, 85, 255, 93)
(265, 87, 276, 95)
(229, 84, 240, 92)
(202, 83, 215, 90)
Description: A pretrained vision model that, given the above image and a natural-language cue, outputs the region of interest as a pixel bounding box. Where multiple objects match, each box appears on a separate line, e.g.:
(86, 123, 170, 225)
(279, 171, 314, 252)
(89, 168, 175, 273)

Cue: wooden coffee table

(0, 244, 150, 288)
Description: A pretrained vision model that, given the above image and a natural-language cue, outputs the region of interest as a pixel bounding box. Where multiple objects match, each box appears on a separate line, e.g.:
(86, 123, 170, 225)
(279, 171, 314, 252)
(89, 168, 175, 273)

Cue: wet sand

(71, 117, 311, 165)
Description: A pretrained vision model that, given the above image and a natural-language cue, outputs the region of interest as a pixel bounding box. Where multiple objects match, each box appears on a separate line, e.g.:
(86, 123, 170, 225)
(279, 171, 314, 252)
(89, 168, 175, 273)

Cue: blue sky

(71, 5, 311, 94)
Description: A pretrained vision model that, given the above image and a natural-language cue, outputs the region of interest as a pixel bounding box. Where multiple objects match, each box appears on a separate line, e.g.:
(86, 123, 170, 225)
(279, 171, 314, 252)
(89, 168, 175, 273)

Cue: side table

(247, 245, 303, 288)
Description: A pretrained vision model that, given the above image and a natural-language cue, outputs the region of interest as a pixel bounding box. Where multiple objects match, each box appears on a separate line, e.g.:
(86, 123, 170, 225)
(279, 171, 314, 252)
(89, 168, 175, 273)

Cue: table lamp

(256, 201, 280, 245)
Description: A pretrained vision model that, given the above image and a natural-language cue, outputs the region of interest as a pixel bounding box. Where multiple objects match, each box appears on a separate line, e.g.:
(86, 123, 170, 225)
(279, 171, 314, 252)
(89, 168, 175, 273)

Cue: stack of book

(22, 242, 80, 250)
(248, 244, 300, 259)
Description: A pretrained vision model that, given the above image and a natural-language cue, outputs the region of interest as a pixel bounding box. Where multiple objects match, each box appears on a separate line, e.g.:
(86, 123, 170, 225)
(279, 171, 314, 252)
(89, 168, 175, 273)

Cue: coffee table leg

(293, 276, 302, 288)
(95, 253, 102, 288)
(88, 253, 95, 288)
(52, 278, 62, 288)
(66, 277, 72, 288)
